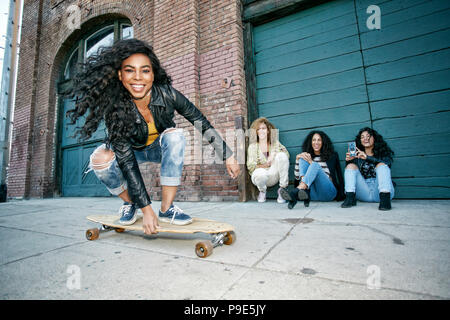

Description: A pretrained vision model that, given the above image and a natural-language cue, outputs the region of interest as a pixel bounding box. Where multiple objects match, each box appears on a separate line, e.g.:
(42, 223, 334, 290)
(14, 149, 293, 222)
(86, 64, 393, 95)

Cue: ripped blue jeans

(298, 159, 337, 201)
(344, 164, 395, 202)
(88, 128, 185, 196)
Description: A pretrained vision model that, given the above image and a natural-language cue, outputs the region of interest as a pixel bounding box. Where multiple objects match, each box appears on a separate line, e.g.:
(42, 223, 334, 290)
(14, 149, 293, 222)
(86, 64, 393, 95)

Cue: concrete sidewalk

(0, 197, 449, 300)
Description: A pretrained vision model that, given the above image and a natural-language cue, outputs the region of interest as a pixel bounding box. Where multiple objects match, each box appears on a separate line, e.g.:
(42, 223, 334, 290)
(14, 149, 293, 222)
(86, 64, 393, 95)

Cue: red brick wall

(7, 0, 43, 199)
(8, 0, 246, 202)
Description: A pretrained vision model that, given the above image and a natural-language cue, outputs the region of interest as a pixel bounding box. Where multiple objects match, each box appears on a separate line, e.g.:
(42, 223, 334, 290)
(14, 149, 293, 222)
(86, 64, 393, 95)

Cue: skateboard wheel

(86, 228, 99, 241)
(115, 228, 125, 233)
(224, 231, 236, 245)
(195, 241, 213, 258)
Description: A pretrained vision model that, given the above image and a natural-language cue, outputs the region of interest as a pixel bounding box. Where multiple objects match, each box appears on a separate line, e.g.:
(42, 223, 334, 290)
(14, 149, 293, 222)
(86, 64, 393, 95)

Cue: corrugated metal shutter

(253, 0, 450, 198)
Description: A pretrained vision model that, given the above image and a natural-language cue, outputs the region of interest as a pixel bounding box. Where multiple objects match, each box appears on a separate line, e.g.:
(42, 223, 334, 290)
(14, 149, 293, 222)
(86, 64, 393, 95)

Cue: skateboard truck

(212, 233, 226, 247)
(195, 231, 236, 258)
(86, 224, 125, 241)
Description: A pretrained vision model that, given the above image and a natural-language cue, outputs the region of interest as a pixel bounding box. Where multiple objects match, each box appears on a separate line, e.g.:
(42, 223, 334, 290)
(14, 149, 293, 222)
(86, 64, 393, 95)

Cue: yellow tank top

(146, 121, 159, 146)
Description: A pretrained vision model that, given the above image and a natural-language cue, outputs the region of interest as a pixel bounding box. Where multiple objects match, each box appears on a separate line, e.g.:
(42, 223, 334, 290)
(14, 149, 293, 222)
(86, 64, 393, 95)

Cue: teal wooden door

(57, 20, 133, 198)
(61, 97, 110, 196)
(253, 0, 450, 198)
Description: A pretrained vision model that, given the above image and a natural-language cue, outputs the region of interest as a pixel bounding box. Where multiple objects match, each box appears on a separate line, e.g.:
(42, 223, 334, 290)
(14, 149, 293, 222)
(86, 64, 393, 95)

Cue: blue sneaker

(118, 202, 137, 225)
(159, 204, 193, 225)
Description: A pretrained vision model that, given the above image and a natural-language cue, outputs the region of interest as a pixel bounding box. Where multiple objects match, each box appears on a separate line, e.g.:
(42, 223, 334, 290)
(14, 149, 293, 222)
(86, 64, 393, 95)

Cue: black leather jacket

(111, 84, 233, 209)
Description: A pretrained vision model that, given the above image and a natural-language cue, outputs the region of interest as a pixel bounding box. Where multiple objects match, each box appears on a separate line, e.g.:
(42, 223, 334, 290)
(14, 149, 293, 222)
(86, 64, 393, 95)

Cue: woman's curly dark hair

(65, 38, 171, 147)
(355, 127, 394, 160)
(302, 130, 334, 161)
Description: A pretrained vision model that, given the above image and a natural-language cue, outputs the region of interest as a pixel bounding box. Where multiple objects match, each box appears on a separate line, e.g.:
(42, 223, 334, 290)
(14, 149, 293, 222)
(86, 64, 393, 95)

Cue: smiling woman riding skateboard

(66, 39, 240, 234)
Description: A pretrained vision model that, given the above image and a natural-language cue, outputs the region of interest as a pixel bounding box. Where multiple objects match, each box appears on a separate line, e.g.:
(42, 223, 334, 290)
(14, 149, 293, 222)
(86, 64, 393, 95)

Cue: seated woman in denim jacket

(280, 130, 344, 209)
(341, 127, 395, 211)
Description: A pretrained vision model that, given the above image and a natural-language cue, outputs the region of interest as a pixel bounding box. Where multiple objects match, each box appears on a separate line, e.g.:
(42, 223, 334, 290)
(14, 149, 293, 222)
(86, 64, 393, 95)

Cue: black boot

(341, 192, 357, 208)
(285, 188, 298, 210)
(297, 188, 309, 201)
(379, 192, 392, 211)
(302, 188, 310, 207)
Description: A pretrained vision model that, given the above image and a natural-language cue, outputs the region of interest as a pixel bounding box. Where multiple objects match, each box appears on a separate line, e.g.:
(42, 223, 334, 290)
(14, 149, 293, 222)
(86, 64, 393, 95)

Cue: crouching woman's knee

(161, 128, 185, 146)
(90, 144, 116, 171)
(275, 152, 289, 163)
(88, 144, 127, 196)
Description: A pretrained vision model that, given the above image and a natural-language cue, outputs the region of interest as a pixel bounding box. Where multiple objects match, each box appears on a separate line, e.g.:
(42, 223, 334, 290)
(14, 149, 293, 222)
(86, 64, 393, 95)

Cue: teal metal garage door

(253, 0, 450, 198)
(359, 0, 450, 198)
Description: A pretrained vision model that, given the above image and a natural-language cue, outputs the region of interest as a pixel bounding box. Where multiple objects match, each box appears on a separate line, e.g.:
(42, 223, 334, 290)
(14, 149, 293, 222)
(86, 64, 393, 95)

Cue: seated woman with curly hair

(246, 117, 290, 203)
(66, 39, 240, 234)
(341, 127, 395, 211)
(280, 130, 344, 209)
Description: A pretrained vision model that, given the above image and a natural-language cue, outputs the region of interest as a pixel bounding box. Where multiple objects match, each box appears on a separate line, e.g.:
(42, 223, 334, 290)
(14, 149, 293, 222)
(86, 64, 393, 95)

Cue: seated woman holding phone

(280, 130, 344, 209)
(342, 127, 395, 211)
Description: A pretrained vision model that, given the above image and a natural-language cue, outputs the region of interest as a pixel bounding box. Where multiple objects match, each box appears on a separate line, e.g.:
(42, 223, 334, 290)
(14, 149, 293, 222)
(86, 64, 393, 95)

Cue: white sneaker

(277, 188, 287, 203)
(257, 191, 266, 202)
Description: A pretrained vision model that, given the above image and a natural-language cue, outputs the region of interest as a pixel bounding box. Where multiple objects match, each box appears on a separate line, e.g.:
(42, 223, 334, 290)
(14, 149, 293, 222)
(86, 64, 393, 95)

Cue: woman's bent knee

(161, 128, 185, 144)
(90, 145, 115, 170)
(275, 152, 288, 161)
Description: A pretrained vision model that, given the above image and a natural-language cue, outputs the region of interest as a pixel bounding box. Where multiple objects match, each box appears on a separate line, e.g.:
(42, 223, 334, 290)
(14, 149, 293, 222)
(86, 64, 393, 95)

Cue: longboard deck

(86, 215, 236, 258)
(87, 215, 234, 234)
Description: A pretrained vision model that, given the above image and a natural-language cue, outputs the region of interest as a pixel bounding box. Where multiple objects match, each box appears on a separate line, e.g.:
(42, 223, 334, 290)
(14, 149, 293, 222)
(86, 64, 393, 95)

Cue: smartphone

(348, 142, 356, 157)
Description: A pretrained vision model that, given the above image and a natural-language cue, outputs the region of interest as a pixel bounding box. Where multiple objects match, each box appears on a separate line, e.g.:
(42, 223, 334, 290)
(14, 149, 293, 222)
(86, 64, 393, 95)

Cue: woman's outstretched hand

(141, 205, 159, 234)
(225, 156, 240, 179)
